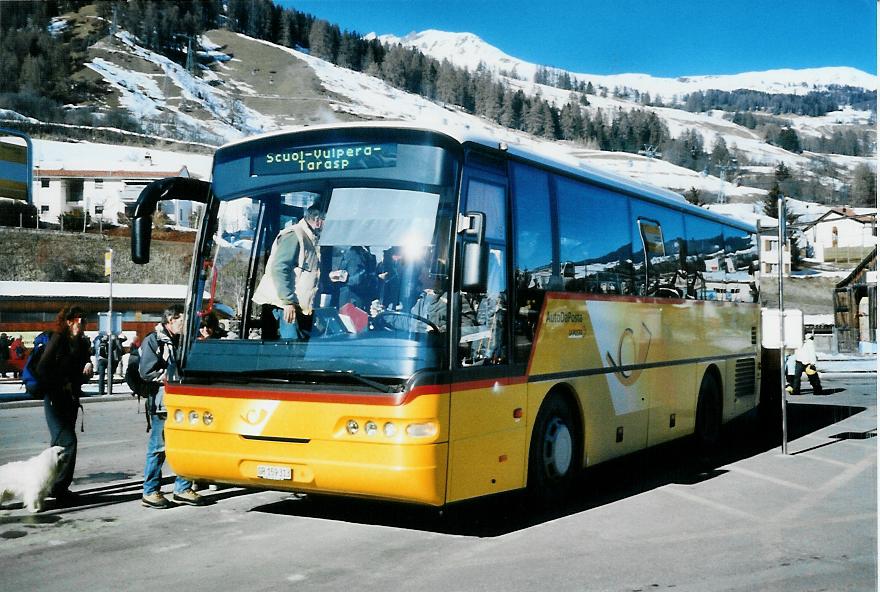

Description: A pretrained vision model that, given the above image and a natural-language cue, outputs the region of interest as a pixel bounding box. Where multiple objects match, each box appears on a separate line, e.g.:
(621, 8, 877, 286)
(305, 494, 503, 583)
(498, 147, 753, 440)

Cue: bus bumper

(165, 428, 448, 506)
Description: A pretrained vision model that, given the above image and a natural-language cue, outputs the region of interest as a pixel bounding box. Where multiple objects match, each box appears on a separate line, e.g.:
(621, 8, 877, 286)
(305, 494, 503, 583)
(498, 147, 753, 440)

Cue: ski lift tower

(716, 158, 737, 204)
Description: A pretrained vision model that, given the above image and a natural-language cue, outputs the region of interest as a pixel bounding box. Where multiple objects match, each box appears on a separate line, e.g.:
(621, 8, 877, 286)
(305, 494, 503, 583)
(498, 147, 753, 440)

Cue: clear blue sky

(280, 0, 877, 76)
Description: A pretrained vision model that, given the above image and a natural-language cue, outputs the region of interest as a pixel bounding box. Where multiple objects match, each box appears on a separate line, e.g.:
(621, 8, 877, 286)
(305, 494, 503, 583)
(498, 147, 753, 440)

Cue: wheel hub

(543, 418, 573, 477)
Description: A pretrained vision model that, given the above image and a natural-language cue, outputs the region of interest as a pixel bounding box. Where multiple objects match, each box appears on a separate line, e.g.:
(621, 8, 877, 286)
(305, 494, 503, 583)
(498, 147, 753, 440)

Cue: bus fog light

(383, 422, 397, 437)
(346, 419, 359, 435)
(406, 422, 437, 438)
(365, 421, 377, 436)
(174, 409, 184, 423)
(202, 411, 214, 425)
(188, 410, 200, 425)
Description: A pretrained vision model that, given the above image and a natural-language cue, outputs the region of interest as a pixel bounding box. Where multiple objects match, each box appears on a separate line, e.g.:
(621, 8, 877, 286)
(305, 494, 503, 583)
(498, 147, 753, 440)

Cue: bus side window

(631, 201, 685, 298)
(557, 175, 634, 297)
(459, 178, 507, 366)
(511, 163, 553, 365)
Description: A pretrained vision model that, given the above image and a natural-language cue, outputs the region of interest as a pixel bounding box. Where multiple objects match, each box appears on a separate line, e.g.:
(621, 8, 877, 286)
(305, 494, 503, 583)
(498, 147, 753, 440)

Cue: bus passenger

(198, 311, 226, 339)
(409, 267, 447, 332)
(252, 203, 324, 340)
(330, 246, 377, 310)
(377, 246, 402, 308)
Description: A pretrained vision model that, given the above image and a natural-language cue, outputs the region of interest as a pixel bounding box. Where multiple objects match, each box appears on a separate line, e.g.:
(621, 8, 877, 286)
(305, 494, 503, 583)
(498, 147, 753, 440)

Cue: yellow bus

(131, 123, 761, 507)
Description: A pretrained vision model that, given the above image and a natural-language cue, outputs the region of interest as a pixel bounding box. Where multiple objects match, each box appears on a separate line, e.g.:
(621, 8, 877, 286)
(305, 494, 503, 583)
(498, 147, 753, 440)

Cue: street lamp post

(778, 197, 788, 455)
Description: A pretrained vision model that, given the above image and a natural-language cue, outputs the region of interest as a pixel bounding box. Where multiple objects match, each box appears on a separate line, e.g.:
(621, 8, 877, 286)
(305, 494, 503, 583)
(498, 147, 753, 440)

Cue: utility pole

(105, 249, 115, 397)
(638, 144, 659, 178)
(778, 197, 788, 455)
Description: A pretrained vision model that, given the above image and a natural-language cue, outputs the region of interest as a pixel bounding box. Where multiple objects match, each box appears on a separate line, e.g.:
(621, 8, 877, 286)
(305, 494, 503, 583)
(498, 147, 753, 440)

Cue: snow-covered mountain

(8, 23, 875, 233)
(376, 29, 877, 100)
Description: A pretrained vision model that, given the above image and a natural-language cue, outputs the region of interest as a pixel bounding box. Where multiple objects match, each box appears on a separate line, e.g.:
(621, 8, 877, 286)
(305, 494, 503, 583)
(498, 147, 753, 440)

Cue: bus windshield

(184, 132, 460, 386)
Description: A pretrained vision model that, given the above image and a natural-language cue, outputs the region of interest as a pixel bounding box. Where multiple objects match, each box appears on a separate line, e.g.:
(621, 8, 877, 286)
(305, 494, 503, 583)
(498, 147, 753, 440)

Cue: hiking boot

(172, 489, 208, 506)
(142, 491, 171, 509)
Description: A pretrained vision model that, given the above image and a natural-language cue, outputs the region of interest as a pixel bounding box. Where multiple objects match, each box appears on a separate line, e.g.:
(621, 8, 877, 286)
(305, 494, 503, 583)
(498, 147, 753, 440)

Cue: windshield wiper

(338, 370, 398, 393)
(208, 368, 399, 393)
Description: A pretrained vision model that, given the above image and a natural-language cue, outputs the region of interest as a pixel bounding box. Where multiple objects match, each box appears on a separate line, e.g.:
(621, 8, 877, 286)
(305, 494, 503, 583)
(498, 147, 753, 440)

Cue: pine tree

(851, 163, 877, 207)
(709, 136, 730, 167)
(777, 127, 801, 153)
(763, 182, 782, 217)
(308, 19, 336, 62)
(774, 161, 791, 181)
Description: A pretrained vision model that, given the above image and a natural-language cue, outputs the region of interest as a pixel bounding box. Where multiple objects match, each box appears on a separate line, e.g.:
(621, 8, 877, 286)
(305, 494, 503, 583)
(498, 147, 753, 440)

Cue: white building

(803, 208, 877, 264)
(759, 233, 792, 276)
(29, 138, 213, 229)
(33, 164, 197, 227)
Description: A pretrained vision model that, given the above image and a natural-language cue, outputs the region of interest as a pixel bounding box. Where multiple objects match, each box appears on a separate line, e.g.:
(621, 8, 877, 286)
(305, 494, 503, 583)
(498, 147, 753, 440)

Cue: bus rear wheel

(694, 372, 722, 461)
(527, 395, 580, 508)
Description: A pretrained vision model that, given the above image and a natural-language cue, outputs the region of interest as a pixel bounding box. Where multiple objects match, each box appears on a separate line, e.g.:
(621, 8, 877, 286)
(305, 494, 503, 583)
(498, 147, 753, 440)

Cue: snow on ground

(788, 107, 875, 138)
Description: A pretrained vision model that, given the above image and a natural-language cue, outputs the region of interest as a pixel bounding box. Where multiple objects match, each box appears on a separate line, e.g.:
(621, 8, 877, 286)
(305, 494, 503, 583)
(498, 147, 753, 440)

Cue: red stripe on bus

(169, 376, 528, 407)
(170, 383, 411, 406)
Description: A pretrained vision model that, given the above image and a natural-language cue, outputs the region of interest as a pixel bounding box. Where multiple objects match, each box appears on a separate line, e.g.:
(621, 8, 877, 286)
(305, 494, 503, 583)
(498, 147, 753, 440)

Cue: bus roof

(214, 121, 756, 233)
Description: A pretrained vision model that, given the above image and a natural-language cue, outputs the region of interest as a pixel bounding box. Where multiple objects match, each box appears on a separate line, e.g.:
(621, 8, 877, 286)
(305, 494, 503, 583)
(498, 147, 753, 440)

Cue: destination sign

(253, 143, 397, 176)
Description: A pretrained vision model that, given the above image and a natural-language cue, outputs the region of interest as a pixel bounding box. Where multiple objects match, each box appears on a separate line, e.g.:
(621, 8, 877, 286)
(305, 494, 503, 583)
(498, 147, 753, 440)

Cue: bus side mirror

(460, 211, 488, 293)
(131, 215, 153, 264)
(131, 177, 211, 264)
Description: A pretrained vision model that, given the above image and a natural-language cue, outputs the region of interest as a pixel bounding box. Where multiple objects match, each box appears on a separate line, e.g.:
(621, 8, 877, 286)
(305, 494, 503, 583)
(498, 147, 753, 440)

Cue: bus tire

(694, 371, 723, 461)
(527, 394, 580, 508)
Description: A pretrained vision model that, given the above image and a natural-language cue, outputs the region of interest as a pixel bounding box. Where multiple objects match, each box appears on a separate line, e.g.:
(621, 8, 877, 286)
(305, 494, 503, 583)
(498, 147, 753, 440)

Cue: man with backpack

(138, 304, 208, 509)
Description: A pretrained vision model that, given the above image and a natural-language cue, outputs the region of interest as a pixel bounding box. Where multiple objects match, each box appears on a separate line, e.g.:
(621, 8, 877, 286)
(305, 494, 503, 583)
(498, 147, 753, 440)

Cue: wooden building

(0, 281, 189, 342)
(833, 247, 877, 353)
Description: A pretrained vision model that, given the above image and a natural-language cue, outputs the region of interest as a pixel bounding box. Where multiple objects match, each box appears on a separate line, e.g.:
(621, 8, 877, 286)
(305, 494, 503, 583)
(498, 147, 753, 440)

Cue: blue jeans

(144, 414, 192, 496)
(44, 395, 77, 495)
(272, 307, 312, 340)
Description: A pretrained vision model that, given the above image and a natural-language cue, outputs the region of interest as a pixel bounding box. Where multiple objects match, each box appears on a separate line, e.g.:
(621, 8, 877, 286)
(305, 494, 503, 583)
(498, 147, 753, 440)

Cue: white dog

(0, 446, 65, 512)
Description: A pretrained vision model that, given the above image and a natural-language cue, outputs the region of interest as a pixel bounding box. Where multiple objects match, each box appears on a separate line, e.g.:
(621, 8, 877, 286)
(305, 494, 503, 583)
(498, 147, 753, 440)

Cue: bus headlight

(188, 410, 200, 425)
(364, 421, 378, 436)
(383, 422, 397, 437)
(202, 411, 213, 426)
(174, 409, 184, 423)
(346, 419, 359, 435)
(405, 422, 437, 438)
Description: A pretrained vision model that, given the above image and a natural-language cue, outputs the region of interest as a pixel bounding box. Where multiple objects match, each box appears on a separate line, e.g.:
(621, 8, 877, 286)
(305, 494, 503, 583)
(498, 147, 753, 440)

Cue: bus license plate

(257, 465, 292, 480)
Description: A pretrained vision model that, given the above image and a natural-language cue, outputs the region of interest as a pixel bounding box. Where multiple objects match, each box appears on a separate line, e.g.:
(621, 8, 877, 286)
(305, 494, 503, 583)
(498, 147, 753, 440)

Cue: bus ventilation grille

(734, 358, 756, 398)
(751, 327, 757, 344)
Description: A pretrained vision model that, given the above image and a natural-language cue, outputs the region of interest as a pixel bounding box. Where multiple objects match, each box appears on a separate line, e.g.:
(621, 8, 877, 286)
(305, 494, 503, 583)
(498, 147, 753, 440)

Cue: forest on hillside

(0, 0, 876, 206)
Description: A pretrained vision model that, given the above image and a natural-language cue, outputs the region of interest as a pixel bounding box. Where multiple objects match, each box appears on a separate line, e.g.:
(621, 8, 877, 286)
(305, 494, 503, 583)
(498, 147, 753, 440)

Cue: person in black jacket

(38, 306, 94, 501)
(331, 246, 377, 310)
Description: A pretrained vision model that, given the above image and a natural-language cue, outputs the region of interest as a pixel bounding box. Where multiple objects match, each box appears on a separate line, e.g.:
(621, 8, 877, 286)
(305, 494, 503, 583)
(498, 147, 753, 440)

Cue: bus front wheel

(527, 395, 580, 507)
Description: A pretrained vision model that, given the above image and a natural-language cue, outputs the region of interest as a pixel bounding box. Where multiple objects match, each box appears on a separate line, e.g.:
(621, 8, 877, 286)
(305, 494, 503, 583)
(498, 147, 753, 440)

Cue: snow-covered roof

(802, 208, 877, 230)
(0, 281, 190, 301)
(35, 167, 188, 179)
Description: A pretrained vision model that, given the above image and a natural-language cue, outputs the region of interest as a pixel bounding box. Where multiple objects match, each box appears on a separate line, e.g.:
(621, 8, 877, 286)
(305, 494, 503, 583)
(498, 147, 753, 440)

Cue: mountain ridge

(374, 29, 877, 100)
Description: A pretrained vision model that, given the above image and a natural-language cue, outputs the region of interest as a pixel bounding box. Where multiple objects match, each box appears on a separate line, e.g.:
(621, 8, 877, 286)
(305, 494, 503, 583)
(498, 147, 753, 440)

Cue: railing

(824, 246, 874, 264)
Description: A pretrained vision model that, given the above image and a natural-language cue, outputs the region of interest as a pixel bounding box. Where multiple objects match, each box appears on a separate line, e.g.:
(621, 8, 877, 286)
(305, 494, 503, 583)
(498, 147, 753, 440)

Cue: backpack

(125, 347, 150, 397)
(22, 331, 51, 399)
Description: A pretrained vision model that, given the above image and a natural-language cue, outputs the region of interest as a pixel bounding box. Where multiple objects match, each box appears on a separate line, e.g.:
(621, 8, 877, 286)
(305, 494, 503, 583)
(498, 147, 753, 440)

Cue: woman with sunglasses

(37, 306, 94, 502)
